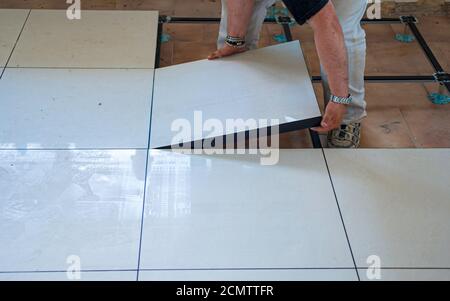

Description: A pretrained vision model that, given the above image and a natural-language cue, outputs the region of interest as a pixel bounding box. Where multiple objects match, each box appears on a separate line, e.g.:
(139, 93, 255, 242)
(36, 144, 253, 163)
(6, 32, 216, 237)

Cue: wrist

(228, 33, 245, 39)
(227, 28, 246, 38)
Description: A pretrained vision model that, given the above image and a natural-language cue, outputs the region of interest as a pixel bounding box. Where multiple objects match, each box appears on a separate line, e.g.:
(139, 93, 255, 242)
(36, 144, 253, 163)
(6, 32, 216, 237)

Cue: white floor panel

(0, 271, 137, 281)
(139, 150, 354, 270)
(0, 9, 29, 67)
(0, 68, 153, 149)
(150, 41, 321, 148)
(139, 269, 357, 281)
(9, 10, 159, 68)
(324, 149, 450, 268)
(359, 269, 450, 281)
(0, 150, 146, 271)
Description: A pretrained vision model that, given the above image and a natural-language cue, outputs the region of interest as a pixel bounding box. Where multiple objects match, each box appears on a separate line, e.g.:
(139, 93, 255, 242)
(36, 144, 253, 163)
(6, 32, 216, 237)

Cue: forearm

(309, 2, 349, 97)
(226, 0, 255, 38)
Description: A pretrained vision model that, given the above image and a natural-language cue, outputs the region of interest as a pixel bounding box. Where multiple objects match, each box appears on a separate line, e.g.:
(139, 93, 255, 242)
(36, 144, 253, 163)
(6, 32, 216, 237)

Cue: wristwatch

(330, 94, 352, 105)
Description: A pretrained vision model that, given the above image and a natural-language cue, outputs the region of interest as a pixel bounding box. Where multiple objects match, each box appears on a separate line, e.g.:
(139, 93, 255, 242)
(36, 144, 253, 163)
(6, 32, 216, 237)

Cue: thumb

(321, 113, 330, 128)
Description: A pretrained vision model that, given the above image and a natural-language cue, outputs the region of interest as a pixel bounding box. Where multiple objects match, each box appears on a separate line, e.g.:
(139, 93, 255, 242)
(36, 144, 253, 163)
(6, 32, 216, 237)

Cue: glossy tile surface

(359, 269, 450, 281)
(150, 42, 321, 148)
(0, 150, 146, 271)
(0, 9, 29, 67)
(0, 271, 137, 281)
(0, 68, 153, 149)
(9, 10, 159, 68)
(140, 150, 354, 269)
(139, 269, 357, 281)
(324, 149, 450, 268)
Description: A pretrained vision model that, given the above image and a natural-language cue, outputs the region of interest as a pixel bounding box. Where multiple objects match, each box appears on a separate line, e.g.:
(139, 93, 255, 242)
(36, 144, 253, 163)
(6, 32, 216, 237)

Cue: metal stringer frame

(153, 15, 449, 149)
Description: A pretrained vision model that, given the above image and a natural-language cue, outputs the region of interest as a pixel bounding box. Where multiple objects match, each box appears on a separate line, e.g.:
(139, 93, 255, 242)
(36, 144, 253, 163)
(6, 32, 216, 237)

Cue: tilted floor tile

(150, 42, 321, 148)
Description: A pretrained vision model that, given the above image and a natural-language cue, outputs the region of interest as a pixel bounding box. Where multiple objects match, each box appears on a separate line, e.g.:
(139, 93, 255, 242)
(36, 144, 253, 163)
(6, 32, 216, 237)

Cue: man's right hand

(311, 102, 347, 133)
(208, 44, 247, 60)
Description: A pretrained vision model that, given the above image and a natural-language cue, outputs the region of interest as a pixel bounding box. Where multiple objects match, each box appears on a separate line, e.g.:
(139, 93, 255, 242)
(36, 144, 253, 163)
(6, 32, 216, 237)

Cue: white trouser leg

(321, 0, 367, 124)
(218, 0, 277, 50)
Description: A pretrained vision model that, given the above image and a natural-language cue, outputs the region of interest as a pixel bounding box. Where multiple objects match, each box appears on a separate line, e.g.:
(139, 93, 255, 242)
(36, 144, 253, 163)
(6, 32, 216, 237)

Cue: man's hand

(208, 44, 247, 60)
(209, 0, 254, 60)
(312, 102, 347, 133)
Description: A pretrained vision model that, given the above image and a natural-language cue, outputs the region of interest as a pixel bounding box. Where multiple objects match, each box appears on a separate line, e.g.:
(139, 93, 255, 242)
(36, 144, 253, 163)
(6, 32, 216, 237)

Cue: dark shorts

(282, 0, 329, 25)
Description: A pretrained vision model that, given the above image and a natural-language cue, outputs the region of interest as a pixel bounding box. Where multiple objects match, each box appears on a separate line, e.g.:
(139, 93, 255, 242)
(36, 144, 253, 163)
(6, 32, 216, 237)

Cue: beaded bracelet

(225, 35, 246, 48)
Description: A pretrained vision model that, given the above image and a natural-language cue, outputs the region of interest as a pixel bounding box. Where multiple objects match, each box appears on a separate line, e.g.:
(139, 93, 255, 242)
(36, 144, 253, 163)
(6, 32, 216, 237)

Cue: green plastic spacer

(428, 93, 450, 105)
(395, 33, 415, 43)
(160, 33, 171, 43)
(273, 34, 288, 43)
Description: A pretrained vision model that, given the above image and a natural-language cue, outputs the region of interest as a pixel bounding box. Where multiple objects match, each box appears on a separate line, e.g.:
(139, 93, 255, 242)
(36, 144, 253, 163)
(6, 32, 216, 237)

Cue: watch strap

(330, 94, 352, 105)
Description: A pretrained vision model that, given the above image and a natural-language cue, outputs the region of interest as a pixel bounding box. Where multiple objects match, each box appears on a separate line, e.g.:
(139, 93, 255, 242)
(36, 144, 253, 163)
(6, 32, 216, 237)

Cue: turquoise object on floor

(160, 33, 171, 43)
(273, 34, 288, 43)
(395, 33, 415, 43)
(428, 93, 450, 105)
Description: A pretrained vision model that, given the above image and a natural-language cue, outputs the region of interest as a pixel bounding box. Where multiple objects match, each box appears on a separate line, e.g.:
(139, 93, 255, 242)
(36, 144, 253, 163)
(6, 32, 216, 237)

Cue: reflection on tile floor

(0, 150, 146, 271)
(139, 150, 354, 270)
(2, 149, 449, 281)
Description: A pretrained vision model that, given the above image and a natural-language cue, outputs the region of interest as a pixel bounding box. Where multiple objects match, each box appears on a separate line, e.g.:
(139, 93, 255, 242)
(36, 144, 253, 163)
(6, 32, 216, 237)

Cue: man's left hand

(312, 102, 347, 133)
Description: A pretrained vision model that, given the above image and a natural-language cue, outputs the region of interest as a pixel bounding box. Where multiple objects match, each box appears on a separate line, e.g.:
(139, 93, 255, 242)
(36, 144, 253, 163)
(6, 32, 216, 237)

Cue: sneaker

(327, 122, 361, 148)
